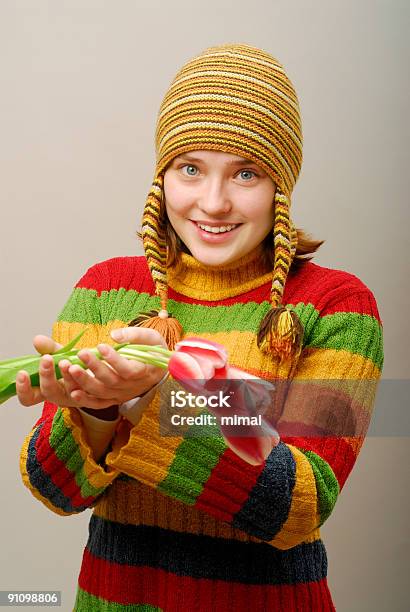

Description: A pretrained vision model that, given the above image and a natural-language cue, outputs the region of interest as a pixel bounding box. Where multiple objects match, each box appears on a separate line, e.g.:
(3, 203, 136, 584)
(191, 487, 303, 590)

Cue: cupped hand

(16, 327, 167, 409)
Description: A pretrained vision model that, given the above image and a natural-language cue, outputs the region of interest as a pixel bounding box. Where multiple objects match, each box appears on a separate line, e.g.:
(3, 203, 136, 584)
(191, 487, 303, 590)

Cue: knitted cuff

(20, 405, 119, 515)
(78, 408, 121, 462)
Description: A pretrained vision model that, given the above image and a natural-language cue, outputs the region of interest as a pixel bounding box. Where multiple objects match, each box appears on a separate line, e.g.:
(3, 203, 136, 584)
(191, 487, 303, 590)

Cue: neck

(167, 246, 272, 300)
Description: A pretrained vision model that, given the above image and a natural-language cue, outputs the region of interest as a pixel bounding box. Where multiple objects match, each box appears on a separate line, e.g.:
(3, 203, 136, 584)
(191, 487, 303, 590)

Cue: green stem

(0, 343, 172, 406)
(58, 344, 170, 370)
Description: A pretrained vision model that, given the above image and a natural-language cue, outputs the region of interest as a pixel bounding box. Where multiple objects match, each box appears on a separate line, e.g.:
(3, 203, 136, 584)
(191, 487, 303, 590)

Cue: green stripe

(49, 409, 106, 498)
(57, 287, 382, 367)
(57, 288, 159, 325)
(170, 299, 271, 333)
(158, 419, 226, 505)
(74, 588, 161, 611)
(57, 287, 101, 324)
(57, 287, 317, 334)
(306, 311, 383, 369)
(301, 450, 339, 526)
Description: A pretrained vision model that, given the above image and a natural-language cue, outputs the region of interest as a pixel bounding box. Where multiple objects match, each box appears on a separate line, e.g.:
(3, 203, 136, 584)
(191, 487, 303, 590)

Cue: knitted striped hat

(135, 43, 304, 363)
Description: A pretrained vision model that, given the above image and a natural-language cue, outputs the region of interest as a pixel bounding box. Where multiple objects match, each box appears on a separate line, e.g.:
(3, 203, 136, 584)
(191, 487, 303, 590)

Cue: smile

(196, 222, 238, 234)
(190, 220, 242, 243)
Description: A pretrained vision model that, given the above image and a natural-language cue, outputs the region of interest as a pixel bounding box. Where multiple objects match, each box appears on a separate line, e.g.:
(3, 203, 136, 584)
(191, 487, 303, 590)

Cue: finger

(39, 354, 67, 404)
(16, 370, 45, 406)
(96, 344, 149, 381)
(110, 326, 167, 348)
(69, 388, 118, 409)
(67, 362, 114, 398)
(58, 359, 81, 395)
(33, 334, 63, 355)
(76, 349, 122, 387)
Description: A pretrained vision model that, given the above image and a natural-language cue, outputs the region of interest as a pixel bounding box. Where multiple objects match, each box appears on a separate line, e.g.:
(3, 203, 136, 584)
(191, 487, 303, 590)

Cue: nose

(197, 177, 232, 216)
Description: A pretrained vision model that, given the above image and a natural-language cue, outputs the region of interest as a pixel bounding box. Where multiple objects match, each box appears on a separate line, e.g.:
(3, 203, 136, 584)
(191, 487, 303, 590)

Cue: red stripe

(78, 548, 335, 611)
(281, 435, 357, 489)
(75, 256, 156, 296)
(33, 400, 58, 429)
(194, 448, 264, 521)
(73, 256, 379, 321)
(320, 288, 381, 321)
(34, 405, 95, 507)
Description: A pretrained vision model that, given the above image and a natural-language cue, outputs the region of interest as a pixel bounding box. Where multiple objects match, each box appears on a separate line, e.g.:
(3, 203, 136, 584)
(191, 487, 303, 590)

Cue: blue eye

(239, 170, 256, 181)
(182, 165, 198, 176)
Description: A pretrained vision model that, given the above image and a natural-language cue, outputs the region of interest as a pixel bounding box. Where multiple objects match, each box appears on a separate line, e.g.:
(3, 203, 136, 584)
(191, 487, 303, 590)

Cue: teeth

(197, 223, 237, 234)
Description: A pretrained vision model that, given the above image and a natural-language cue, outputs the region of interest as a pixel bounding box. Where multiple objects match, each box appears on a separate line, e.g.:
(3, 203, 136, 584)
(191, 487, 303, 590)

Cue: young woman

(17, 44, 383, 611)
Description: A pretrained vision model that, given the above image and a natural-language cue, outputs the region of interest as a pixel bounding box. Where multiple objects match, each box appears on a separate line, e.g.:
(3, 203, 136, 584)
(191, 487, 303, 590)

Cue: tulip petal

(170, 343, 280, 465)
(219, 431, 279, 466)
(182, 352, 215, 380)
(175, 337, 228, 367)
(177, 346, 227, 370)
(168, 351, 204, 380)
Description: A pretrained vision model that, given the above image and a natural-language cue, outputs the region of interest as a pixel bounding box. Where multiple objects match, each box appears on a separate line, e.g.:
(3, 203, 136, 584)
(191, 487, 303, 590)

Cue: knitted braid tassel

(257, 191, 304, 364)
(130, 173, 183, 350)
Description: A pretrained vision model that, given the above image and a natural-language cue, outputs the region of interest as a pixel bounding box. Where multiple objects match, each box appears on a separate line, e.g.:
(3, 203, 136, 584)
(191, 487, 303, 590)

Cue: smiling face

(163, 150, 276, 267)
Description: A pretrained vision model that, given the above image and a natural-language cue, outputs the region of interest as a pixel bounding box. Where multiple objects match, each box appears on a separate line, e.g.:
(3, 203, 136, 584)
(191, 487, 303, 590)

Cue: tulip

(1, 331, 279, 464)
(169, 338, 280, 465)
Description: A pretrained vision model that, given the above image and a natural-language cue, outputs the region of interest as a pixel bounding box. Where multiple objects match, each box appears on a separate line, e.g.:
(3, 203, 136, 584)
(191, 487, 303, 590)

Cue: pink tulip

(168, 338, 280, 465)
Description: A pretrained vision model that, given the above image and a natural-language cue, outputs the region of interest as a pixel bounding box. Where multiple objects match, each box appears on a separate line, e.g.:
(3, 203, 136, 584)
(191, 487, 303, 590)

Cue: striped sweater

(20, 248, 383, 611)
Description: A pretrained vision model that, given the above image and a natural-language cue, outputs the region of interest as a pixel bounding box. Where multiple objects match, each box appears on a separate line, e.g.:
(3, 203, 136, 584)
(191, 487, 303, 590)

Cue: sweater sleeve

(19, 266, 121, 516)
(104, 288, 383, 549)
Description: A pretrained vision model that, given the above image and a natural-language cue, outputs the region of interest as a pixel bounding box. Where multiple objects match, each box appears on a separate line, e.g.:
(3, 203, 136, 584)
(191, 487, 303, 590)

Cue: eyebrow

(174, 153, 260, 167)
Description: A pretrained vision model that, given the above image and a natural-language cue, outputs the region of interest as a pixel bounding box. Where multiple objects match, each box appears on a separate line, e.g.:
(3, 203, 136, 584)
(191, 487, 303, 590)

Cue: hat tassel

(128, 302, 183, 351)
(257, 306, 303, 363)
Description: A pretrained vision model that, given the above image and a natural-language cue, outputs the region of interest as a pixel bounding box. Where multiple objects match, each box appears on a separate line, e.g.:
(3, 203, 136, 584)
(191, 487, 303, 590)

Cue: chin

(189, 245, 245, 267)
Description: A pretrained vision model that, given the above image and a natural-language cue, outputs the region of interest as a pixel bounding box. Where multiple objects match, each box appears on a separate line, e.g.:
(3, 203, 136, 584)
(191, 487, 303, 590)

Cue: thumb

(110, 326, 167, 348)
(33, 334, 63, 355)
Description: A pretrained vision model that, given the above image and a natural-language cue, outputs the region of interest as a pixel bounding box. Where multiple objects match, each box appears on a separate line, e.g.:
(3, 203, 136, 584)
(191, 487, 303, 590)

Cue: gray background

(0, 1, 409, 610)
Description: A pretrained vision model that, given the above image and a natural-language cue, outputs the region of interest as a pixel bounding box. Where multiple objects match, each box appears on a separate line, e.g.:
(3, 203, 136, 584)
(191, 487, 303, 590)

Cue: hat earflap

(257, 189, 304, 365)
(129, 171, 183, 349)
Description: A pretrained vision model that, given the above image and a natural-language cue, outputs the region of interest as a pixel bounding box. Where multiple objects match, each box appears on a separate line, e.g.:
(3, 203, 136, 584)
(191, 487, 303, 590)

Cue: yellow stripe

(93, 478, 262, 543)
(106, 394, 185, 488)
(298, 346, 381, 379)
(193, 49, 286, 74)
(158, 121, 295, 180)
(52, 320, 102, 348)
(52, 324, 280, 377)
(52, 320, 127, 347)
(269, 444, 319, 550)
(159, 96, 302, 150)
(167, 273, 273, 300)
(54, 322, 380, 388)
(171, 70, 300, 112)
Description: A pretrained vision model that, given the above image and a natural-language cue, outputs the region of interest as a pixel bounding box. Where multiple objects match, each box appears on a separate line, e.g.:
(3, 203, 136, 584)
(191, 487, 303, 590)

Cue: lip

(192, 220, 241, 227)
(190, 220, 242, 243)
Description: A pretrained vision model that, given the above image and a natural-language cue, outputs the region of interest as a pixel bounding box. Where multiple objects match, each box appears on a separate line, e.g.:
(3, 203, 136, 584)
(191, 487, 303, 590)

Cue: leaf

(0, 328, 88, 370)
(0, 356, 42, 388)
(0, 332, 89, 405)
(53, 328, 88, 353)
(0, 383, 18, 405)
(0, 353, 40, 367)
